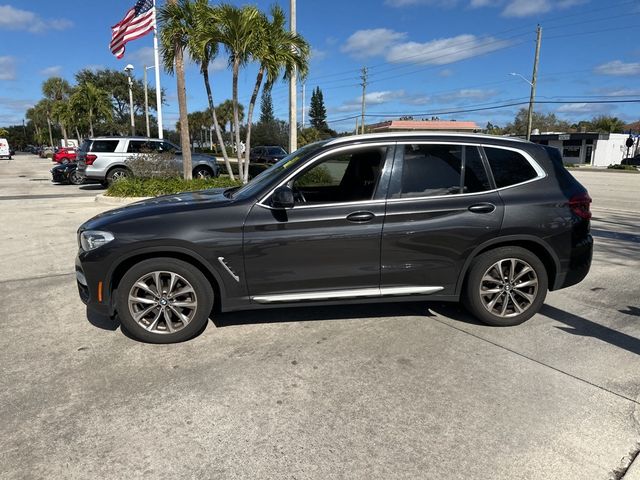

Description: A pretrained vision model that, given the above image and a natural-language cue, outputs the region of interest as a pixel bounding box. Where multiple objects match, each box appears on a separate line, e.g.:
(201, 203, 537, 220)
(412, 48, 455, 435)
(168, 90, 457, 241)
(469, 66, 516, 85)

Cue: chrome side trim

(251, 286, 444, 304)
(217, 257, 240, 283)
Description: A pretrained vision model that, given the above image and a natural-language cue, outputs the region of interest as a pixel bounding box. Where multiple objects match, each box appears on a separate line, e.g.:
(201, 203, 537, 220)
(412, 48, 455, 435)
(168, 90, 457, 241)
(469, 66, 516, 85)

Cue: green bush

(607, 164, 638, 171)
(125, 152, 181, 179)
(106, 176, 242, 197)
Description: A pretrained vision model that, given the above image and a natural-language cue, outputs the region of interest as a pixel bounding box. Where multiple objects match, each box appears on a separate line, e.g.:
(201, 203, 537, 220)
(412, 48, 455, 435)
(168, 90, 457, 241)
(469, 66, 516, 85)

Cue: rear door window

(391, 144, 490, 198)
(91, 140, 119, 153)
(483, 147, 538, 188)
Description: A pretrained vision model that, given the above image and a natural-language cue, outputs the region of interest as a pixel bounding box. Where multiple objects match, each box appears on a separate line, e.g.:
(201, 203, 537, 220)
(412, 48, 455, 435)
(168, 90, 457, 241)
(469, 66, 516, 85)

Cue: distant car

(77, 137, 221, 186)
(51, 162, 84, 185)
(621, 155, 640, 166)
(39, 146, 54, 158)
(250, 146, 287, 164)
(0, 138, 11, 159)
(53, 147, 77, 164)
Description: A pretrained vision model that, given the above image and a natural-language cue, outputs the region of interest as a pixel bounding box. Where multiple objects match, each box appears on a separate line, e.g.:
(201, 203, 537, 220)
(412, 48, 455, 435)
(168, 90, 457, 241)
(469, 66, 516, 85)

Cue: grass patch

(106, 176, 242, 197)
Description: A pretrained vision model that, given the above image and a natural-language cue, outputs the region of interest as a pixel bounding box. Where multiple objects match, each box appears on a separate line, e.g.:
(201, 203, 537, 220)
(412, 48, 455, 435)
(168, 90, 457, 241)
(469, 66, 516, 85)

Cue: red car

(52, 147, 77, 164)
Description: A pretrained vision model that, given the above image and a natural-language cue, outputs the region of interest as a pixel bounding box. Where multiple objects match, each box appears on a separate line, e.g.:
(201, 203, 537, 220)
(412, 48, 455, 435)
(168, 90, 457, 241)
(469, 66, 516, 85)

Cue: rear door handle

(468, 203, 496, 214)
(346, 211, 375, 223)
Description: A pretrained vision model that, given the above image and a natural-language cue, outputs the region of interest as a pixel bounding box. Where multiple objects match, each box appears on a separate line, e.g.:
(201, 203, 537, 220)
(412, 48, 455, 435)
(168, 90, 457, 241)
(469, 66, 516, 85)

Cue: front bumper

(75, 252, 112, 316)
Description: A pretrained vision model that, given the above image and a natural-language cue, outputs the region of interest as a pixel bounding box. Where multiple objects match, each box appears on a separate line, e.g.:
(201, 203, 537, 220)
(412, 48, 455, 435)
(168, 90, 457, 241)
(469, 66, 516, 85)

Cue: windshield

(231, 141, 329, 200)
(267, 147, 287, 155)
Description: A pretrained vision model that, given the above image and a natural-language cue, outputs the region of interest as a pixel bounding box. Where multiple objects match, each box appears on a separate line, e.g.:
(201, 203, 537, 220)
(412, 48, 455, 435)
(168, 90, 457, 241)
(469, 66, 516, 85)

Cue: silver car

(77, 137, 221, 185)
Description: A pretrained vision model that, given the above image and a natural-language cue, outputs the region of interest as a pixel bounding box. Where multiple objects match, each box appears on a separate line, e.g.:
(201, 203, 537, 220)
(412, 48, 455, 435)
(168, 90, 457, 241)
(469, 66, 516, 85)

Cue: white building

(530, 132, 633, 166)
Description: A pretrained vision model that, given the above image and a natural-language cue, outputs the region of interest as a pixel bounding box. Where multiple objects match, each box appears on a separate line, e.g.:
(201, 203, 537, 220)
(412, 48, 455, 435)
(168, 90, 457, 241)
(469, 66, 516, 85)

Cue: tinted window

(484, 147, 538, 188)
(291, 146, 386, 204)
(464, 146, 491, 193)
(91, 140, 119, 153)
(267, 147, 286, 155)
(395, 144, 463, 198)
(127, 140, 149, 153)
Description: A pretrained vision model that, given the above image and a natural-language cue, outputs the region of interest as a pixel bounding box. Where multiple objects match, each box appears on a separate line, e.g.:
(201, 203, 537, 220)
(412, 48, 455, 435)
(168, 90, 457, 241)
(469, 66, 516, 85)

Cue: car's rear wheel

(193, 166, 213, 179)
(107, 167, 130, 185)
(463, 246, 547, 326)
(69, 170, 84, 185)
(116, 258, 214, 343)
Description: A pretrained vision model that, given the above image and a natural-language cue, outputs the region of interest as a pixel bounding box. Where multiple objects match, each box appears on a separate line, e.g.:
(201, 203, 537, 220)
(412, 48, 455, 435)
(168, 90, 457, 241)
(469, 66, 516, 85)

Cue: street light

(124, 64, 135, 137)
(509, 71, 536, 141)
(508, 72, 533, 87)
(143, 65, 155, 138)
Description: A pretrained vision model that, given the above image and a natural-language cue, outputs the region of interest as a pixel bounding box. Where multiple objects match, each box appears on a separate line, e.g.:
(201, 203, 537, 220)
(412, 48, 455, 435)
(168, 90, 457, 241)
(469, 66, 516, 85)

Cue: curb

(94, 194, 151, 206)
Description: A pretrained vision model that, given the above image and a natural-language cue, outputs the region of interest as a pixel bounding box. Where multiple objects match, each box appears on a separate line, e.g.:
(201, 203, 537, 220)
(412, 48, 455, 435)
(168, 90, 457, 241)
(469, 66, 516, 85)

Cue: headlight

(80, 230, 115, 251)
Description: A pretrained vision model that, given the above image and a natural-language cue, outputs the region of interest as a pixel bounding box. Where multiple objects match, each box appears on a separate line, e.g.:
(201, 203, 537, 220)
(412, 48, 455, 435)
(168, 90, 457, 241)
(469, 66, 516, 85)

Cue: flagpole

(152, 0, 164, 139)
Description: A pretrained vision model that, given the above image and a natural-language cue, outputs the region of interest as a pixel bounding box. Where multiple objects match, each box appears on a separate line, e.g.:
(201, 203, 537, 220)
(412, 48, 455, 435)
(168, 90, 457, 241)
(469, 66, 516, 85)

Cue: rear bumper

(553, 233, 593, 290)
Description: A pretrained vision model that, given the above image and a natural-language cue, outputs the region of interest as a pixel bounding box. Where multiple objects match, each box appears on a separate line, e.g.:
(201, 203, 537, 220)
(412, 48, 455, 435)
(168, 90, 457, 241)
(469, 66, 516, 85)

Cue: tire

(193, 166, 213, 179)
(69, 170, 84, 185)
(106, 167, 130, 185)
(463, 246, 548, 326)
(116, 258, 214, 343)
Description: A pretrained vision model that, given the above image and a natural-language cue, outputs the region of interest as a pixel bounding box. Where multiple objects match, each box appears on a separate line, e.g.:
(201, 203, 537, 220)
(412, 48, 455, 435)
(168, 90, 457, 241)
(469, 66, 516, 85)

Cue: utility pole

(360, 66, 368, 135)
(301, 83, 306, 129)
(288, 0, 297, 152)
(526, 25, 542, 141)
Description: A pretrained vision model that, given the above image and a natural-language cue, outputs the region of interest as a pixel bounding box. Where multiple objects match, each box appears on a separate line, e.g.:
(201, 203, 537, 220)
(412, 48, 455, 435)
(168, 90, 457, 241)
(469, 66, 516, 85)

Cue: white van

(0, 138, 11, 159)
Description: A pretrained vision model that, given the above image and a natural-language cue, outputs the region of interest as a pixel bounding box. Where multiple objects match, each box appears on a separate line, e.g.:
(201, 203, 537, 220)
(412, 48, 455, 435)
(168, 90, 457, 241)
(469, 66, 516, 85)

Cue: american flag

(110, 0, 155, 59)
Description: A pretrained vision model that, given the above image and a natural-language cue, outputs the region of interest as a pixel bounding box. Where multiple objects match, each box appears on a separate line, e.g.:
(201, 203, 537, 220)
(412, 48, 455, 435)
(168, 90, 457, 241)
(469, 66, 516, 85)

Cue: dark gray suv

(76, 133, 593, 343)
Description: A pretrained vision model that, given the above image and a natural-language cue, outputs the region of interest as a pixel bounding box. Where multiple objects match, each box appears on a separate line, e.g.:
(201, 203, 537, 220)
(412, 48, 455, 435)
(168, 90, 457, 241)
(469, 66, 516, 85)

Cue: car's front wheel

(116, 258, 214, 343)
(463, 246, 548, 326)
(193, 166, 213, 179)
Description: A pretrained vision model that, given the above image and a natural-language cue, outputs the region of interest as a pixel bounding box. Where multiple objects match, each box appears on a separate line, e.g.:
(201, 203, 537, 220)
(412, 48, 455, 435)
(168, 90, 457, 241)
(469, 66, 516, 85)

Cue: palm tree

(159, 0, 194, 180)
(243, 5, 310, 182)
(190, 0, 234, 179)
(71, 82, 112, 137)
(214, 3, 261, 182)
(42, 77, 72, 145)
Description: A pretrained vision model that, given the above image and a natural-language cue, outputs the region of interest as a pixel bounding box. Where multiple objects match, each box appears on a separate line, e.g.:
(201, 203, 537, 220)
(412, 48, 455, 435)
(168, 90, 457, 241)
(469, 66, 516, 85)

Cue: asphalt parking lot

(1, 153, 639, 479)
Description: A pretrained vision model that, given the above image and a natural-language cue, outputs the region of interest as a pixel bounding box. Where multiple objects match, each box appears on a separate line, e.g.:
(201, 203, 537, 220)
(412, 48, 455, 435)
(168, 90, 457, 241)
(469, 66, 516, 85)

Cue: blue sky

(0, 0, 639, 132)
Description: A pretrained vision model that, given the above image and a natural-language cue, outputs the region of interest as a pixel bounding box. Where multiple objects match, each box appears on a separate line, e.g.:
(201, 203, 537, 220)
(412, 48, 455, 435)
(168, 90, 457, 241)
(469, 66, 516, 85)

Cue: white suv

(77, 137, 221, 185)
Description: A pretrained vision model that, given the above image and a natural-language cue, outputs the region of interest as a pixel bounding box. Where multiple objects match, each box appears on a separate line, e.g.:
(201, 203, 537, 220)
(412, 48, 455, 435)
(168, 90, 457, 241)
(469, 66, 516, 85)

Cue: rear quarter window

(484, 147, 539, 188)
(91, 140, 119, 153)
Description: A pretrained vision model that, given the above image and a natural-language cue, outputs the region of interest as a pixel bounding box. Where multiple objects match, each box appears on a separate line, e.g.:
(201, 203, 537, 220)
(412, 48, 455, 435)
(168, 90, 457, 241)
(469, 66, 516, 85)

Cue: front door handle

(468, 203, 496, 214)
(346, 211, 375, 223)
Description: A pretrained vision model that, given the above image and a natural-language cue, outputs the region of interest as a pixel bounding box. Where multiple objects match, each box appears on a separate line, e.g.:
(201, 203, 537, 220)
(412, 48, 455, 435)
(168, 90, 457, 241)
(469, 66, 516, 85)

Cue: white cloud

(434, 88, 498, 102)
(470, 0, 500, 6)
(594, 60, 640, 76)
(502, 0, 587, 17)
(0, 56, 16, 80)
(0, 5, 73, 33)
(40, 66, 62, 77)
(387, 34, 510, 65)
(591, 87, 640, 97)
(127, 47, 156, 67)
(311, 48, 327, 62)
(438, 69, 454, 77)
(209, 56, 228, 73)
(556, 103, 614, 115)
(385, 0, 457, 6)
(341, 29, 408, 58)
(336, 90, 406, 112)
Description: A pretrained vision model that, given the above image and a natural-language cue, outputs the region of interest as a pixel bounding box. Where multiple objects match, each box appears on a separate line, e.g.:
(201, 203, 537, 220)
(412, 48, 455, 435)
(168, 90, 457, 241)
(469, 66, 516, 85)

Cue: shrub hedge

(106, 176, 242, 197)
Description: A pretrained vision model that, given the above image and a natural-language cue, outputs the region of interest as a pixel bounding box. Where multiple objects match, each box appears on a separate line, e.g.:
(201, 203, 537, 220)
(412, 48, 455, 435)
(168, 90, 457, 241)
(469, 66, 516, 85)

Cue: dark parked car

(621, 155, 640, 166)
(250, 145, 287, 164)
(51, 162, 84, 185)
(76, 133, 593, 343)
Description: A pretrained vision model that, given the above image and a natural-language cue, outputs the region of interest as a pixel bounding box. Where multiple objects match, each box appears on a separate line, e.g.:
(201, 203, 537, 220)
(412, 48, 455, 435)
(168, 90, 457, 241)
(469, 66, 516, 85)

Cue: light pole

(288, 0, 297, 153)
(143, 65, 155, 138)
(124, 64, 135, 136)
(509, 72, 535, 140)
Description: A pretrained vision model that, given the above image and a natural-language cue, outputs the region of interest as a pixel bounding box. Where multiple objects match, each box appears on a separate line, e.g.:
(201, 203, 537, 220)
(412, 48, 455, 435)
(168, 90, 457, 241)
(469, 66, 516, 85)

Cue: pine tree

(259, 86, 275, 125)
(309, 86, 327, 131)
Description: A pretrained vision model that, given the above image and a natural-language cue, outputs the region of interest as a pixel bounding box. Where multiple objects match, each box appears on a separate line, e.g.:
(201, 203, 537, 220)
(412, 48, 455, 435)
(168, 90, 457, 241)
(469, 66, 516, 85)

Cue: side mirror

(271, 186, 294, 209)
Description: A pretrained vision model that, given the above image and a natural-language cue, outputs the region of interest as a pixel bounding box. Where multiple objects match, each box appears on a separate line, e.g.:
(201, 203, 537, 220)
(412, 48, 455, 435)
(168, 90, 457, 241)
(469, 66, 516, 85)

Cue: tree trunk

(243, 66, 264, 183)
(61, 122, 68, 146)
(232, 59, 243, 181)
(175, 44, 192, 180)
(89, 107, 94, 138)
(75, 126, 82, 143)
(202, 68, 234, 180)
(47, 116, 54, 147)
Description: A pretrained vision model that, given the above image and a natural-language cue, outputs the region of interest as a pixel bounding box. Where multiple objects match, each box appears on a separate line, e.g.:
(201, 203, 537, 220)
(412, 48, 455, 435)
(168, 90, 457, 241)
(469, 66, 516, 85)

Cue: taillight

(568, 192, 592, 220)
(85, 154, 97, 165)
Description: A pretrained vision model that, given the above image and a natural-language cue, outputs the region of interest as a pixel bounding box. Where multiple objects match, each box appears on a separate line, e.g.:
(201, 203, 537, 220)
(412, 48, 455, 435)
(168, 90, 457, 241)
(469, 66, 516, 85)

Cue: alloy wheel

(128, 271, 198, 334)
(479, 258, 538, 318)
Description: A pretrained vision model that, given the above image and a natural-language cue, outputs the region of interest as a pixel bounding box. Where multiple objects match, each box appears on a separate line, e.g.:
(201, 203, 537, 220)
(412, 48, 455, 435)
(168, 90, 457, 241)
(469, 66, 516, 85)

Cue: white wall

(592, 134, 628, 167)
